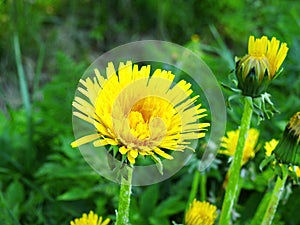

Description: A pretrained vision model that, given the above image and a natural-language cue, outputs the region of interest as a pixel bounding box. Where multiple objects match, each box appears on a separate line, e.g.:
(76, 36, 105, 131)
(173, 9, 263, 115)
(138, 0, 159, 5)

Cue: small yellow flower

(71, 61, 209, 165)
(236, 36, 288, 97)
(219, 128, 260, 165)
(185, 199, 217, 225)
(296, 167, 300, 177)
(70, 211, 110, 225)
(264, 139, 279, 157)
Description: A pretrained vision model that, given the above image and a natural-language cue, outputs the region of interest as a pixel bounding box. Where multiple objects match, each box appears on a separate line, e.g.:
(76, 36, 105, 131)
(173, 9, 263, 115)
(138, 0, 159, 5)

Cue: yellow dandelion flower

(219, 128, 259, 165)
(296, 167, 300, 177)
(70, 211, 110, 225)
(236, 36, 288, 97)
(185, 199, 217, 225)
(264, 139, 279, 157)
(71, 61, 209, 165)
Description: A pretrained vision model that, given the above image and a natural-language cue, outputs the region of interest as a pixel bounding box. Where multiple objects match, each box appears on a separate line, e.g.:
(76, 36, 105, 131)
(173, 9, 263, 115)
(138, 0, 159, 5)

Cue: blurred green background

(0, 0, 300, 224)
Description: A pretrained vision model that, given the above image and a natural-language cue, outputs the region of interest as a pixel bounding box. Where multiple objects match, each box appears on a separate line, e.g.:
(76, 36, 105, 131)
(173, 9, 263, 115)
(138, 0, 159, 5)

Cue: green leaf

(259, 155, 275, 171)
(57, 187, 93, 201)
(154, 196, 185, 217)
(139, 184, 159, 217)
(149, 216, 170, 225)
(0, 193, 21, 225)
(5, 180, 24, 216)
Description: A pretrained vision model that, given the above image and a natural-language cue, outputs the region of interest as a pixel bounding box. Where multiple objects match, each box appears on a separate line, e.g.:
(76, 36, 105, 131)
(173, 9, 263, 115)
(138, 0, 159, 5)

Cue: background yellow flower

(219, 128, 260, 165)
(185, 199, 217, 225)
(70, 211, 110, 225)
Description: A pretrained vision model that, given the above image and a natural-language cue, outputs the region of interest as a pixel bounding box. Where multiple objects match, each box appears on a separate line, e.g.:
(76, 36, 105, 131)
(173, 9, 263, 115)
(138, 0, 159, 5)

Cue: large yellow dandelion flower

(185, 199, 217, 225)
(70, 211, 110, 225)
(219, 128, 260, 165)
(236, 36, 288, 97)
(71, 61, 209, 165)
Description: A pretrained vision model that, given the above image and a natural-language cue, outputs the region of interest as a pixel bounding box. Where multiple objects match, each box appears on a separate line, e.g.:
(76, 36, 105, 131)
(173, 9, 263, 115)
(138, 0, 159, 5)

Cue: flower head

(71, 61, 209, 166)
(70, 211, 110, 225)
(274, 112, 300, 166)
(219, 128, 259, 165)
(264, 139, 279, 157)
(185, 199, 217, 225)
(235, 36, 288, 97)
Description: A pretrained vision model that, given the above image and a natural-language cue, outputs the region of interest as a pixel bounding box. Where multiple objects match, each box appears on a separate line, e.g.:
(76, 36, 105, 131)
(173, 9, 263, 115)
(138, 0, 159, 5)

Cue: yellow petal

(153, 147, 174, 160)
(127, 154, 136, 164)
(129, 149, 138, 158)
(71, 134, 99, 147)
(119, 146, 129, 155)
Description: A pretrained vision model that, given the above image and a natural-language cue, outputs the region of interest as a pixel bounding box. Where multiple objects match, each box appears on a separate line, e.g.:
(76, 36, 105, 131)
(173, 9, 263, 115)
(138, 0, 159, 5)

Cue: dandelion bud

(235, 36, 288, 97)
(274, 112, 300, 165)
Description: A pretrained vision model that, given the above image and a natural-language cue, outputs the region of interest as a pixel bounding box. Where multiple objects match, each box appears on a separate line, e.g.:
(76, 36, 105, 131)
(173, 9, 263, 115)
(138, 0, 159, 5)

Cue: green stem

(250, 192, 272, 225)
(200, 172, 207, 201)
(260, 167, 288, 225)
(219, 96, 253, 225)
(187, 170, 200, 207)
(116, 167, 133, 225)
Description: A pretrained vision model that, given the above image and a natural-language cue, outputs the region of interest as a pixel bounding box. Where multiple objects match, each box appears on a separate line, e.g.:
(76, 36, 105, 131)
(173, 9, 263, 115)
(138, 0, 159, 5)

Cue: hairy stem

(260, 166, 288, 225)
(219, 97, 253, 225)
(116, 167, 133, 225)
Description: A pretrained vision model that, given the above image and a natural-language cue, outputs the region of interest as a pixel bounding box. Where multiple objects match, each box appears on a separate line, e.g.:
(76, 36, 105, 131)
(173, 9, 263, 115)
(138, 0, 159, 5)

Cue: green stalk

(219, 97, 253, 225)
(200, 172, 207, 201)
(187, 170, 200, 207)
(116, 167, 133, 225)
(250, 192, 272, 225)
(260, 166, 288, 225)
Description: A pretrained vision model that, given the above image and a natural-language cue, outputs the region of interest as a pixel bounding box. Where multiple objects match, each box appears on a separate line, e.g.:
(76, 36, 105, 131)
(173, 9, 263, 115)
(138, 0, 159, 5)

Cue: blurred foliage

(0, 0, 300, 224)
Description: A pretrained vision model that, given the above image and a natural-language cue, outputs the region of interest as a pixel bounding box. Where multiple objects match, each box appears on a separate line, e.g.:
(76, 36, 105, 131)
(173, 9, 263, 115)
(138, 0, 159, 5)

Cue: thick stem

(219, 97, 253, 225)
(260, 167, 288, 225)
(116, 167, 133, 225)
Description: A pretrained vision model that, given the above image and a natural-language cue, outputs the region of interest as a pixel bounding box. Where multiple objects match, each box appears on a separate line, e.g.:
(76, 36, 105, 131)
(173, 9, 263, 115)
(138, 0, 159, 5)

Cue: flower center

(128, 96, 176, 140)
